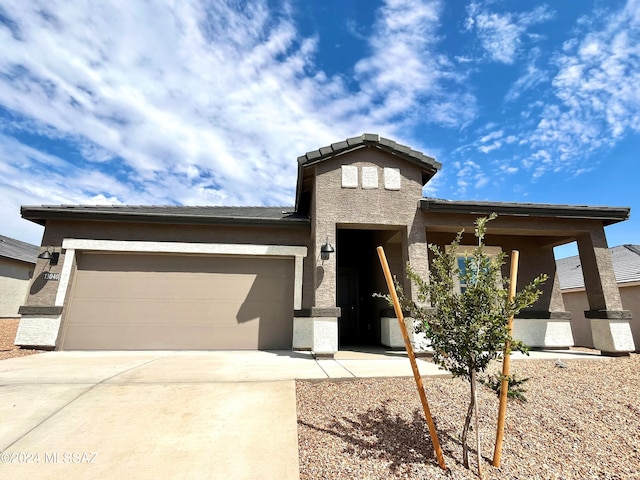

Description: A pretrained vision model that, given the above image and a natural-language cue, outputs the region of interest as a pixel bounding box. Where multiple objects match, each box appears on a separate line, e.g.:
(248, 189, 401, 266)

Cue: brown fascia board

(420, 199, 631, 225)
(20, 206, 311, 229)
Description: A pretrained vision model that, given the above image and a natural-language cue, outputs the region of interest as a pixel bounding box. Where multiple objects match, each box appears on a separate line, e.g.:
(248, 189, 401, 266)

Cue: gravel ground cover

(0, 319, 41, 361)
(297, 354, 640, 479)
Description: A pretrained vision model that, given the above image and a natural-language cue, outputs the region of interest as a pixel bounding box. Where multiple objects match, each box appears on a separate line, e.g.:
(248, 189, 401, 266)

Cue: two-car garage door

(61, 252, 294, 350)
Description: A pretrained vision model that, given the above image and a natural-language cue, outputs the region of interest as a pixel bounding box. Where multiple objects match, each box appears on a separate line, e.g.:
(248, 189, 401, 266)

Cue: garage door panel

(62, 324, 269, 350)
(66, 298, 284, 325)
(79, 253, 291, 276)
(62, 253, 294, 350)
(71, 271, 292, 302)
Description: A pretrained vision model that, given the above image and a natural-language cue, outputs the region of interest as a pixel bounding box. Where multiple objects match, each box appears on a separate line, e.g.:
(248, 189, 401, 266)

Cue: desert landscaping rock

(4, 320, 638, 478)
(0, 319, 40, 361)
(297, 355, 640, 479)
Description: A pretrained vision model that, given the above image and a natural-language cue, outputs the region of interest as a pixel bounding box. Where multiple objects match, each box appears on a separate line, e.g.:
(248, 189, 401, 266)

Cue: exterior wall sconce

(38, 248, 60, 266)
(320, 238, 335, 261)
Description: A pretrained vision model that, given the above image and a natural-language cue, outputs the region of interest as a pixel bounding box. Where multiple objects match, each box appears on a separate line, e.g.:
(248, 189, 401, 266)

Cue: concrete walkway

(0, 349, 605, 479)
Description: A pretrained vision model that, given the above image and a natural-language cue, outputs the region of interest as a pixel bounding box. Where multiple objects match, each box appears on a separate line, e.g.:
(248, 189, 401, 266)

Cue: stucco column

(503, 248, 573, 348)
(577, 228, 635, 353)
(577, 229, 623, 311)
(310, 222, 339, 356)
(407, 214, 429, 305)
(314, 223, 336, 308)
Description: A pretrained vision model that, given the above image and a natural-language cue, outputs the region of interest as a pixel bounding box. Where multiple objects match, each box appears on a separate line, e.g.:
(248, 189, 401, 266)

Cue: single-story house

(15, 134, 635, 355)
(558, 244, 640, 352)
(0, 234, 38, 318)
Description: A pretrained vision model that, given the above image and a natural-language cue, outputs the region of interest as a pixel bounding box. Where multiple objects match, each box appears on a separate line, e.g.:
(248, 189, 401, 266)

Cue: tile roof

(297, 133, 442, 173)
(0, 234, 38, 264)
(21, 205, 310, 227)
(557, 244, 640, 289)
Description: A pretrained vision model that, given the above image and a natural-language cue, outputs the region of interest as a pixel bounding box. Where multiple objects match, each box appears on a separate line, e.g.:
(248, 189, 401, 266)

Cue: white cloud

(355, 0, 476, 128)
(527, 0, 640, 171)
(505, 49, 549, 102)
(479, 130, 503, 143)
(478, 142, 501, 154)
(454, 159, 488, 196)
(0, 0, 477, 243)
(465, 2, 554, 64)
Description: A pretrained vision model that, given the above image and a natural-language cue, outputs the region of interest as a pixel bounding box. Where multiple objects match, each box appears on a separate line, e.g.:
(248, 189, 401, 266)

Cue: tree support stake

(377, 246, 447, 471)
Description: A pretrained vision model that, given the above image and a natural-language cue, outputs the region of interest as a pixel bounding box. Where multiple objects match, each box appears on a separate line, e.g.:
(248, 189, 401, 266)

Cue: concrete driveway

(0, 350, 447, 479)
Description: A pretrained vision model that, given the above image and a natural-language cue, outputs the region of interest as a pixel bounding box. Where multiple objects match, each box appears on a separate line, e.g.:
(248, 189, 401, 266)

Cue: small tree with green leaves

(396, 214, 547, 472)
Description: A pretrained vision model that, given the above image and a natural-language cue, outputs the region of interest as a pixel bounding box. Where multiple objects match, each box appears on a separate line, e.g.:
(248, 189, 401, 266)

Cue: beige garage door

(61, 252, 294, 350)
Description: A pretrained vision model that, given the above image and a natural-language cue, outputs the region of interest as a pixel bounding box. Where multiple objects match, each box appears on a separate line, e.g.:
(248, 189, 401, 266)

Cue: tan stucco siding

(564, 284, 640, 350)
(0, 257, 33, 317)
(311, 147, 428, 308)
(424, 232, 564, 313)
(25, 220, 311, 309)
(621, 285, 640, 350)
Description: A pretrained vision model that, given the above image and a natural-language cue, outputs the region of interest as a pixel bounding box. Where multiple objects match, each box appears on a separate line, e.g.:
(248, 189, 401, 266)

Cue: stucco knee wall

(512, 318, 574, 348)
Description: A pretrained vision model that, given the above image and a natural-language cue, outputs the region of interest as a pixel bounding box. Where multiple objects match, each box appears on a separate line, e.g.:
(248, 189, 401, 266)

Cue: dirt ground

(0, 318, 42, 361)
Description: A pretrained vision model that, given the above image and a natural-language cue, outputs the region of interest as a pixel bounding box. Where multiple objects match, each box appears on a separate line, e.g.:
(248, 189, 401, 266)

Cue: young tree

(399, 214, 547, 472)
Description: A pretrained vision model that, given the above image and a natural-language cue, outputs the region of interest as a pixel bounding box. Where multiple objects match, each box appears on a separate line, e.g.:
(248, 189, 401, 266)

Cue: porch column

(577, 228, 635, 354)
(407, 216, 429, 305)
(309, 222, 339, 357)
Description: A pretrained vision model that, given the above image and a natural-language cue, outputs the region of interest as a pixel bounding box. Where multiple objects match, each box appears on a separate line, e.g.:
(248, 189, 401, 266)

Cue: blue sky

(0, 0, 638, 258)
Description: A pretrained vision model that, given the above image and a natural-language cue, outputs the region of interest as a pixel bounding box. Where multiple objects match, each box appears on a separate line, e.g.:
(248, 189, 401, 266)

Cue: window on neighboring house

(446, 246, 503, 293)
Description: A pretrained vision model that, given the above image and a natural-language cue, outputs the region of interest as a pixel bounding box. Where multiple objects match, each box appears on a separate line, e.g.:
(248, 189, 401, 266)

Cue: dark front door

(337, 267, 358, 345)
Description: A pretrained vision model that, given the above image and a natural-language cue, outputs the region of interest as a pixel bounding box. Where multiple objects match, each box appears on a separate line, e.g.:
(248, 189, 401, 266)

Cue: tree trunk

(461, 382, 475, 469)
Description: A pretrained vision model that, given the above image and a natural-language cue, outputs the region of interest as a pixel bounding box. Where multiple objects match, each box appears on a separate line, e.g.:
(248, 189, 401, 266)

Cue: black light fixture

(38, 250, 52, 260)
(38, 248, 60, 266)
(320, 237, 335, 260)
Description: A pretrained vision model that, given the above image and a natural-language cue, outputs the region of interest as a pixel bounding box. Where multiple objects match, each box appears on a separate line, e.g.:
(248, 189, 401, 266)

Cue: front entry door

(337, 267, 358, 345)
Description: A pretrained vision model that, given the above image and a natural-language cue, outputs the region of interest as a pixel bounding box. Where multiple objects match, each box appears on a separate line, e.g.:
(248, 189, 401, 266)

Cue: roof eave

(0, 254, 36, 265)
(420, 199, 631, 225)
(20, 207, 311, 229)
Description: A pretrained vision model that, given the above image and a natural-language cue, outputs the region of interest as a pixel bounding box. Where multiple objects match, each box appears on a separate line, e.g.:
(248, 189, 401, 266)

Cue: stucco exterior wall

(0, 257, 33, 317)
(424, 232, 564, 313)
(24, 220, 311, 309)
(564, 283, 640, 351)
(312, 147, 428, 308)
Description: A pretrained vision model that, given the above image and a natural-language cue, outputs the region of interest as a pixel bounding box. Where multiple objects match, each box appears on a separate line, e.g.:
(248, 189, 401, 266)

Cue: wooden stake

(492, 250, 519, 468)
(376, 246, 447, 471)
(473, 369, 482, 477)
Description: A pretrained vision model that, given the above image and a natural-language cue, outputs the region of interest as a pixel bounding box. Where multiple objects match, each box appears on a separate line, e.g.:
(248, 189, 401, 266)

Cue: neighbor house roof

(21, 205, 310, 228)
(557, 244, 640, 289)
(0, 234, 38, 264)
(420, 198, 630, 226)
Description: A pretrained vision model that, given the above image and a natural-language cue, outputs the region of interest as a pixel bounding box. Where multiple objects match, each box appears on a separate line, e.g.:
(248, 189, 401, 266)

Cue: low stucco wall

(512, 318, 574, 348)
(0, 258, 33, 317)
(563, 284, 640, 351)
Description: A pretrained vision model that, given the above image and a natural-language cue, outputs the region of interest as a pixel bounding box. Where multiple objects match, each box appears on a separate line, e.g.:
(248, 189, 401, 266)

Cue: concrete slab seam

(0, 355, 166, 451)
(313, 359, 331, 378)
(334, 360, 357, 378)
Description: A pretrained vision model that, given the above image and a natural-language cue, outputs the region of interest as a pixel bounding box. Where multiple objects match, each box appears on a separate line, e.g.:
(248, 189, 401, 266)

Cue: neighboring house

(0, 234, 38, 318)
(558, 245, 640, 352)
(14, 134, 635, 355)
